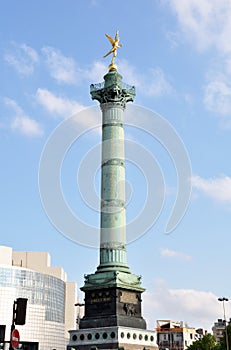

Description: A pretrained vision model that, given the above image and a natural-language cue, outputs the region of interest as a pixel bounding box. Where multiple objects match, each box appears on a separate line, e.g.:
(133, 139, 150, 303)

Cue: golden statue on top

(103, 30, 122, 71)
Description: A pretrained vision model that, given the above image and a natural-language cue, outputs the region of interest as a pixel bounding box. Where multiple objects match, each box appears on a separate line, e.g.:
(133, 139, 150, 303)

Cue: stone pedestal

(68, 326, 157, 350)
(80, 271, 146, 330)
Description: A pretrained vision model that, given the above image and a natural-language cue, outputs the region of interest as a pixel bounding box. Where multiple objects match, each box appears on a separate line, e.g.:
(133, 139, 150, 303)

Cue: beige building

(0, 245, 78, 350)
(212, 319, 230, 343)
(156, 320, 202, 350)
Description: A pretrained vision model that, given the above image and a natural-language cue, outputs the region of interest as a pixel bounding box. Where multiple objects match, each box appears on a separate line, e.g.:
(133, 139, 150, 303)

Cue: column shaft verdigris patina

(95, 70, 133, 272)
(80, 69, 146, 330)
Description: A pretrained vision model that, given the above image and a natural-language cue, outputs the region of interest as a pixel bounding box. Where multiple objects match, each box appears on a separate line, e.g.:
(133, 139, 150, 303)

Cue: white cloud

(165, 31, 180, 48)
(147, 68, 173, 97)
(143, 287, 228, 331)
(36, 88, 85, 117)
(204, 79, 231, 117)
(35, 88, 102, 135)
(84, 61, 108, 82)
(4, 43, 39, 75)
(192, 175, 231, 203)
(203, 59, 231, 124)
(11, 116, 43, 137)
(20, 43, 39, 62)
(41, 47, 113, 85)
(3, 97, 43, 137)
(160, 248, 192, 261)
(42, 46, 79, 84)
(118, 59, 143, 87)
(165, 1, 231, 120)
(166, 0, 231, 53)
(119, 59, 173, 97)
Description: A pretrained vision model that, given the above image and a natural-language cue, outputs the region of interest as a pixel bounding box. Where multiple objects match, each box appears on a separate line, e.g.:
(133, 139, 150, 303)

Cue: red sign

(11, 329, 20, 349)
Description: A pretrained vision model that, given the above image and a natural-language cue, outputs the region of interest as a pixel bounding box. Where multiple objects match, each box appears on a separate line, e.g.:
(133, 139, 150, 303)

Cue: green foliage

(188, 326, 231, 350)
(187, 333, 218, 350)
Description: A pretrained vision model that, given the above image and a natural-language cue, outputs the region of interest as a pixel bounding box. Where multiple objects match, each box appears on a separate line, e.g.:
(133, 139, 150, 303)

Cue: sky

(1, 0, 231, 332)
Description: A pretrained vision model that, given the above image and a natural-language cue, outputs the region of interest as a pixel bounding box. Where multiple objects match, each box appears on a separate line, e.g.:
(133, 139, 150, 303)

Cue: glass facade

(0, 266, 66, 350)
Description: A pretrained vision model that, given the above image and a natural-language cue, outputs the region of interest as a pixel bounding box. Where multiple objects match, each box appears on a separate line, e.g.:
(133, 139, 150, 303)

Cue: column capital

(90, 70, 135, 108)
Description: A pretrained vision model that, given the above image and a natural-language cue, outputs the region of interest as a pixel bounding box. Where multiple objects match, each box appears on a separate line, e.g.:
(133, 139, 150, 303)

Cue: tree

(187, 333, 218, 350)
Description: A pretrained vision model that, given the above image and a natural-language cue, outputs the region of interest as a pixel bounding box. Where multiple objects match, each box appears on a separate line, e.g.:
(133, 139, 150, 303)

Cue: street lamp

(75, 302, 84, 328)
(218, 297, 229, 350)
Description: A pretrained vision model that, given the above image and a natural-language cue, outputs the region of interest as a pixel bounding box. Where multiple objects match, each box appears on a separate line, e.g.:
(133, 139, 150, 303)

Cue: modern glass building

(0, 246, 77, 350)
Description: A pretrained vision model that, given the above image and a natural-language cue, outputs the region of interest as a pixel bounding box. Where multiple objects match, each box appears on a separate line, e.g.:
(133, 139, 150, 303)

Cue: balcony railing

(90, 81, 135, 95)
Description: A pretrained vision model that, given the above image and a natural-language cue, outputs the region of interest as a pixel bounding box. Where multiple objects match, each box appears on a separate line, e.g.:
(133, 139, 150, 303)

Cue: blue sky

(1, 0, 231, 331)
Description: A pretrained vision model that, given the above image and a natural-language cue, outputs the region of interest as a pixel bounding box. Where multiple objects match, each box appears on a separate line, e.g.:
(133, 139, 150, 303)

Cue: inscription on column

(90, 291, 111, 304)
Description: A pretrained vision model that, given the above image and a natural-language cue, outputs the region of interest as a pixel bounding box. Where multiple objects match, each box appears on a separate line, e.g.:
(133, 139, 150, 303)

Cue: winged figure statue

(103, 30, 122, 69)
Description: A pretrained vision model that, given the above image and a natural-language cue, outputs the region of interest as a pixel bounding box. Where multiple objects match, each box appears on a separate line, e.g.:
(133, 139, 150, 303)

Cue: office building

(0, 245, 77, 350)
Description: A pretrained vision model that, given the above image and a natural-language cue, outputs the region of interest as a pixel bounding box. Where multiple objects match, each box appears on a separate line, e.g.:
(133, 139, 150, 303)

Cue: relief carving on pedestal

(123, 303, 136, 316)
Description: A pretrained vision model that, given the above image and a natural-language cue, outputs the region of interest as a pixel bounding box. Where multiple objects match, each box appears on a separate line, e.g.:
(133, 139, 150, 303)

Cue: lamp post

(218, 297, 229, 350)
(75, 302, 84, 328)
